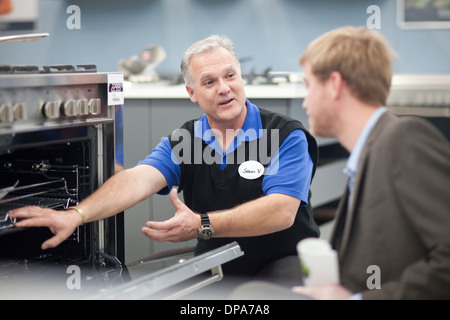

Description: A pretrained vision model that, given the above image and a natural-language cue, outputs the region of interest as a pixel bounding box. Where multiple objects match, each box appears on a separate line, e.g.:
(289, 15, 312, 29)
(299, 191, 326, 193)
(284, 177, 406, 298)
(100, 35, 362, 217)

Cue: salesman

(9, 35, 319, 280)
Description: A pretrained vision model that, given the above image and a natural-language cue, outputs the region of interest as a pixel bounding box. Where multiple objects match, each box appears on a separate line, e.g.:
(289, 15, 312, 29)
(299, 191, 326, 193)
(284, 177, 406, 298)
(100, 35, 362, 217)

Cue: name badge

(238, 160, 264, 180)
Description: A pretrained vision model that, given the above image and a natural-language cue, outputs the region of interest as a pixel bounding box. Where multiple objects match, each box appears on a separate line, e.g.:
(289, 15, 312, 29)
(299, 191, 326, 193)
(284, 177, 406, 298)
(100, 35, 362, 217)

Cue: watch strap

(200, 213, 211, 226)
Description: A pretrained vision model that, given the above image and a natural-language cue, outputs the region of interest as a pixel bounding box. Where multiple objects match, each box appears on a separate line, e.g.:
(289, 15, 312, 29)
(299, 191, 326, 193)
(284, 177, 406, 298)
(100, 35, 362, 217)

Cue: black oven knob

(77, 99, 90, 116)
(89, 98, 101, 115)
(42, 101, 60, 119)
(63, 100, 78, 117)
(0, 104, 14, 123)
(13, 103, 27, 121)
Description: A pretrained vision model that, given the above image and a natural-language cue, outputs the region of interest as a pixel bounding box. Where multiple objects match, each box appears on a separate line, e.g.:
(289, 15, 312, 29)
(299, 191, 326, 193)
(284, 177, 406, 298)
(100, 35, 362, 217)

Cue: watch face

(198, 227, 214, 240)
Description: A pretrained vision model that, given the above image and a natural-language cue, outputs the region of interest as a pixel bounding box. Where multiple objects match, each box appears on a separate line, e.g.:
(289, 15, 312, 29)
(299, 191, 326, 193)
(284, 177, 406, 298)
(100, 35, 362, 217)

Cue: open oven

(0, 65, 126, 298)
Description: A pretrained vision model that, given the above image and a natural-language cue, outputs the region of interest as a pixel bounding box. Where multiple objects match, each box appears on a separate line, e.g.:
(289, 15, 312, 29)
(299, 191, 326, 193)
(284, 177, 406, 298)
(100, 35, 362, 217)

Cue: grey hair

(180, 34, 241, 88)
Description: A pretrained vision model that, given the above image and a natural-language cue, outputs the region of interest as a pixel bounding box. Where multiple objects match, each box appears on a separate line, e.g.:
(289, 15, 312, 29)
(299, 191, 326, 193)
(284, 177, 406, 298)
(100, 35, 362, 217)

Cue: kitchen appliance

(387, 74, 450, 140)
(0, 64, 126, 298)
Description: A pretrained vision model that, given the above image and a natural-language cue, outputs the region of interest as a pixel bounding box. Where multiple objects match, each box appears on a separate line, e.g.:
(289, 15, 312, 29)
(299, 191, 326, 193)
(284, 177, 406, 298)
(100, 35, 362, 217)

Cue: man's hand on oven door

(141, 188, 201, 242)
(8, 206, 80, 250)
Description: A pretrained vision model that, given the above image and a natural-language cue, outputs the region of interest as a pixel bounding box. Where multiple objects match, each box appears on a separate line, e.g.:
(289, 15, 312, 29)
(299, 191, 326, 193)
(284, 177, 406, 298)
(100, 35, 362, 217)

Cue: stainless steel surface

(389, 106, 450, 117)
(163, 265, 223, 300)
(0, 70, 122, 135)
(0, 180, 18, 200)
(92, 242, 244, 300)
(387, 74, 450, 117)
(0, 67, 124, 296)
(0, 179, 72, 205)
(0, 33, 49, 44)
(0, 71, 111, 88)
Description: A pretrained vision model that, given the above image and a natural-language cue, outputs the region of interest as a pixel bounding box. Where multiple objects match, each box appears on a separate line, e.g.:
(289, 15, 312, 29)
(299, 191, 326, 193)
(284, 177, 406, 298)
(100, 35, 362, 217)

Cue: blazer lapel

(329, 185, 350, 251)
(335, 111, 397, 257)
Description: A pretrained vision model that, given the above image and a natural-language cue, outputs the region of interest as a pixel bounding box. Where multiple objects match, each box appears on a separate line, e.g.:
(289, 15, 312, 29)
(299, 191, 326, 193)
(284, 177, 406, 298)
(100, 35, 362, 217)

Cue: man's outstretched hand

(141, 188, 201, 242)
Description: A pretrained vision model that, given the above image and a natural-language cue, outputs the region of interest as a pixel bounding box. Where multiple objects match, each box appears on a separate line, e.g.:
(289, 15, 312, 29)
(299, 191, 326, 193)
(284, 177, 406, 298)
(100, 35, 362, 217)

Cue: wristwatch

(198, 213, 215, 240)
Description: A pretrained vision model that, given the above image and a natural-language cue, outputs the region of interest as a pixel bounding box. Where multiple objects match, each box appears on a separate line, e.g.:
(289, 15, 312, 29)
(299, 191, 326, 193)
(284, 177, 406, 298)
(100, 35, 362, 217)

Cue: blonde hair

(300, 26, 396, 106)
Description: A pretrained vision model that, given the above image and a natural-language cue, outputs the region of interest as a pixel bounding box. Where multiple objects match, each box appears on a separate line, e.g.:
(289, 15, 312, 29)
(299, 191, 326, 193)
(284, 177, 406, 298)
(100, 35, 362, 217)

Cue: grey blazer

(330, 110, 450, 299)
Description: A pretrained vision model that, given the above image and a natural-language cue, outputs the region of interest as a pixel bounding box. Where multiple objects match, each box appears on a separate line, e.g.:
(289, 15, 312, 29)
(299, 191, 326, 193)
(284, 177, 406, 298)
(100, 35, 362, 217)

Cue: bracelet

(68, 206, 86, 225)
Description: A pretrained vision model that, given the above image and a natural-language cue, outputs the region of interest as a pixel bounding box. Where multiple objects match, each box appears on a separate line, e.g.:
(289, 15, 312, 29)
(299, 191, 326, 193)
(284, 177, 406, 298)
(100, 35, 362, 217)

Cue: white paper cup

(297, 238, 340, 287)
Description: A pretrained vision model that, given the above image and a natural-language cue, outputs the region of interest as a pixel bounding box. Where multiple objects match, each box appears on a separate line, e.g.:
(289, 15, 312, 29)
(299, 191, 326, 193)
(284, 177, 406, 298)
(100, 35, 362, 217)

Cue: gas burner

(43, 64, 97, 73)
(0, 64, 97, 74)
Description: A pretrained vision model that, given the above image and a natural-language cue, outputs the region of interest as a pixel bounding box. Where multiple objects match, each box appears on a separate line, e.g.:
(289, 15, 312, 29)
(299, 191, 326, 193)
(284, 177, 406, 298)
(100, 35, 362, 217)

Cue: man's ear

(186, 86, 197, 103)
(328, 71, 344, 101)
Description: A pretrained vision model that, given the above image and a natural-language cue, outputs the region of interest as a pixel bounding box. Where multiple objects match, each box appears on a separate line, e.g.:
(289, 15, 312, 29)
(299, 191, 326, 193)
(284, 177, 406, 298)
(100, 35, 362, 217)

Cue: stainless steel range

(0, 64, 126, 298)
(0, 63, 243, 299)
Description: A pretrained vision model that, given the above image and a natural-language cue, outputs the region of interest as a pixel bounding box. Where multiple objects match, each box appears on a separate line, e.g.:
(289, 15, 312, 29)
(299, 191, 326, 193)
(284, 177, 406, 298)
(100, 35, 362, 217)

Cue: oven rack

(0, 179, 78, 233)
(0, 179, 75, 205)
(1, 162, 86, 198)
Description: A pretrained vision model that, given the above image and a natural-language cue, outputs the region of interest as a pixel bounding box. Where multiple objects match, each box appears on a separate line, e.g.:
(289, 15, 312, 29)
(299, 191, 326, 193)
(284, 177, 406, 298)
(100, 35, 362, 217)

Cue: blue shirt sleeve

(262, 129, 313, 205)
(137, 137, 180, 195)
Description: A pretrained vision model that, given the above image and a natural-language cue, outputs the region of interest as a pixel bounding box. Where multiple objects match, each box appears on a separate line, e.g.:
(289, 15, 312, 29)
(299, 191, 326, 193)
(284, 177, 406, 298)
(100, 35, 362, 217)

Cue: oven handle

(163, 265, 223, 300)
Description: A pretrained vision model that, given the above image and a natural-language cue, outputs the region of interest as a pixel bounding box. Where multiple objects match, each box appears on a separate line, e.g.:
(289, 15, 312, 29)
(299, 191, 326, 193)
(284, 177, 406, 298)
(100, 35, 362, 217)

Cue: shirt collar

(344, 107, 386, 179)
(194, 99, 262, 154)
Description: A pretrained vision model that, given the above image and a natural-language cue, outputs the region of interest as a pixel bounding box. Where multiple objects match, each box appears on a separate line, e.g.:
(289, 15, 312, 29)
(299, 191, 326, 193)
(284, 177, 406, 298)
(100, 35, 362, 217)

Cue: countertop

(123, 75, 450, 117)
(124, 82, 308, 99)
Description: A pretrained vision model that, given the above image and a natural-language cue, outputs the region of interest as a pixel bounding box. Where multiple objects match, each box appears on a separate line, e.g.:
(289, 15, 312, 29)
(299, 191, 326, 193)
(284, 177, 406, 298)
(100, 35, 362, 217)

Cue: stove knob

(0, 104, 14, 123)
(42, 101, 60, 119)
(77, 99, 89, 116)
(63, 100, 78, 117)
(13, 103, 27, 121)
(89, 98, 101, 115)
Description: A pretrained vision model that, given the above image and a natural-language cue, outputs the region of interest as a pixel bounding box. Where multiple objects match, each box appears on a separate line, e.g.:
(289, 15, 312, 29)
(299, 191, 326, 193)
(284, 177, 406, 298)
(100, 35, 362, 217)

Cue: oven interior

(0, 139, 127, 297)
(0, 140, 90, 255)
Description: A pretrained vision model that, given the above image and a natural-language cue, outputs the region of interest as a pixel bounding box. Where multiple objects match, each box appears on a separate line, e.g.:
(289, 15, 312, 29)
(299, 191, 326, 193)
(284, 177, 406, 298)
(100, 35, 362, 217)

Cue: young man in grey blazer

(232, 26, 450, 300)
(294, 26, 450, 300)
